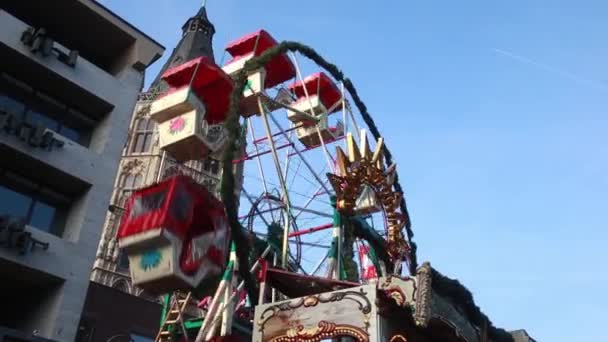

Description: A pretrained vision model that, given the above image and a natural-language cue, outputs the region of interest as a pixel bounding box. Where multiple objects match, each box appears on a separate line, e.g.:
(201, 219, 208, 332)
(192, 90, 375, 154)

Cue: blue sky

(102, 1, 607, 340)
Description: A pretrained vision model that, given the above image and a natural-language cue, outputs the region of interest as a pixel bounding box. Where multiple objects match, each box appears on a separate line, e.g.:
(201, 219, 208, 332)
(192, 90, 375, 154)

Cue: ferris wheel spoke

(282, 122, 295, 183)
(267, 111, 331, 195)
(241, 187, 273, 228)
(246, 117, 270, 194)
(293, 178, 332, 220)
(243, 173, 332, 206)
(289, 52, 335, 171)
(256, 97, 295, 269)
(286, 158, 303, 191)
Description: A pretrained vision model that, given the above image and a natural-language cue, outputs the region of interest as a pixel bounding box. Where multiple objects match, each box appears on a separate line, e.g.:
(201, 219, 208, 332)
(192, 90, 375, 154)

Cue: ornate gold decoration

(379, 275, 419, 309)
(378, 276, 409, 307)
(303, 295, 319, 307)
(327, 131, 409, 261)
(258, 289, 372, 330)
(390, 334, 408, 342)
(414, 262, 432, 327)
(269, 321, 369, 342)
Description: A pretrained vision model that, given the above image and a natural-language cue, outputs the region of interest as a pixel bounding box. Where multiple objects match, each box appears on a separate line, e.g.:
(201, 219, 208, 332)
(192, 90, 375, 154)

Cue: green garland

(430, 268, 514, 342)
(348, 217, 392, 269)
(342, 220, 359, 282)
(220, 42, 419, 293)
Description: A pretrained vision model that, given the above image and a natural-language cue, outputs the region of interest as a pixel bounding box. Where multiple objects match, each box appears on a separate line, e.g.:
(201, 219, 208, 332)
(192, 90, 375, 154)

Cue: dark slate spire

(148, 4, 216, 90)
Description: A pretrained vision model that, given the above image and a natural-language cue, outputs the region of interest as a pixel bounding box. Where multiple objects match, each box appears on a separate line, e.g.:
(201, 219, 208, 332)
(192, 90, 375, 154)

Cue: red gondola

(222, 30, 295, 116)
(117, 175, 230, 295)
(287, 72, 342, 123)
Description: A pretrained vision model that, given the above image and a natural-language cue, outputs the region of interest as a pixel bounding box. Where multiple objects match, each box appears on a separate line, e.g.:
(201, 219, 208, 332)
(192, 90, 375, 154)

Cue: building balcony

(0, 9, 152, 115)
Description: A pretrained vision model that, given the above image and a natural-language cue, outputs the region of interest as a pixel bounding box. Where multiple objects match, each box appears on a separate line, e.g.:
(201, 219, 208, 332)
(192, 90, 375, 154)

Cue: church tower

(148, 5, 216, 91)
(91, 4, 243, 298)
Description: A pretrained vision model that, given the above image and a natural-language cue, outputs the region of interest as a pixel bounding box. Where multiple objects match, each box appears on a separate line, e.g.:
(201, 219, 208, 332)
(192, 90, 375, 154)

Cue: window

(122, 174, 143, 189)
(117, 250, 130, 271)
(131, 119, 155, 153)
(118, 173, 143, 208)
(203, 158, 220, 175)
(0, 73, 92, 146)
(170, 184, 192, 222)
(0, 170, 68, 236)
(131, 334, 154, 342)
(129, 189, 167, 220)
(202, 178, 217, 191)
(112, 279, 130, 293)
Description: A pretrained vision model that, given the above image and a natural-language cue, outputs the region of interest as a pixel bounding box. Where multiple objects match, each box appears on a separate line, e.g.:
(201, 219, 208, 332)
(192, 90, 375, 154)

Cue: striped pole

(331, 196, 342, 280)
(219, 245, 239, 337)
(257, 259, 268, 305)
(195, 243, 236, 342)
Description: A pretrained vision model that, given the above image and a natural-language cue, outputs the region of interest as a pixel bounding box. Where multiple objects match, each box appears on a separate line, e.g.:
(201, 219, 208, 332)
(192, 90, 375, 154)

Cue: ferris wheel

(116, 28, 413, 342)
(226, 30, 404, 279)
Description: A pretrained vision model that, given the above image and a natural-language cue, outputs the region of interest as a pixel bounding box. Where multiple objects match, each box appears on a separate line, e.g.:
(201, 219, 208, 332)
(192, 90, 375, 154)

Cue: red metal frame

(287, 223, 333, 238)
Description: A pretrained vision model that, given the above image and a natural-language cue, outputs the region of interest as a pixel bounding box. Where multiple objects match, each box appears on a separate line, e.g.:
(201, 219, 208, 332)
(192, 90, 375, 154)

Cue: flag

(358, 244, 378, 280)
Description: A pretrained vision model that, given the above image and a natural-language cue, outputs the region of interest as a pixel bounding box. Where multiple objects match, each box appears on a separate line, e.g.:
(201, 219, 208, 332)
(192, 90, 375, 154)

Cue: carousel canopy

(288, 72, 342, 114)
(224, 29, 295, 88)
(159, 57, 233, 124)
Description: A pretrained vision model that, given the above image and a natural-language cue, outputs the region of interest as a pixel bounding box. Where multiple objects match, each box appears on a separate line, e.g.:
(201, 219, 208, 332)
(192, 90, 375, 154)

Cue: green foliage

(341, 220, 359, 282)
(348, 217, 391, 268)
(266, 221, 283, 252)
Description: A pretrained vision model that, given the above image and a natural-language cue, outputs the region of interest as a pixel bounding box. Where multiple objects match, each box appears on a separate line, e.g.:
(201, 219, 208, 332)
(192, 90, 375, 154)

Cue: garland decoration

(342, 220, 359, 282)
(430, 268, 515, 342)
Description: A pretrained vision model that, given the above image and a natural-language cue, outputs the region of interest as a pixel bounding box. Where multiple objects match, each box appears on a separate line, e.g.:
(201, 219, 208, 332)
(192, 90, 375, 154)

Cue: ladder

(156, 291, 193, 342)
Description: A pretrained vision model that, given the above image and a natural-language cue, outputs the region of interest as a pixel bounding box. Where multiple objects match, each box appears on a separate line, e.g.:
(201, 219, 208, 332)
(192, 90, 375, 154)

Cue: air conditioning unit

(58, 50, 79, 67)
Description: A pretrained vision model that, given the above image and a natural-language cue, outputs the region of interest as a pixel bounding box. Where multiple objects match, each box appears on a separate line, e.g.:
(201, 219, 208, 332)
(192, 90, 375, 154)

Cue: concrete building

(0, 1, 164, 341)
(91, 4, 245, 298)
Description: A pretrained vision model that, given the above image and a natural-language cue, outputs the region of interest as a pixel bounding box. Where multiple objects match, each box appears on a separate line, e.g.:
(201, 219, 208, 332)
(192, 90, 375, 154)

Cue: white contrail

(493, 48, 608, 92)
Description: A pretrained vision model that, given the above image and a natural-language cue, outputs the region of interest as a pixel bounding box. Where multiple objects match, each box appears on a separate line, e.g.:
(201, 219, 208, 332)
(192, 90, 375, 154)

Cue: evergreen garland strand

(342, 220, 359, 282)
(431, 268, 515, 342)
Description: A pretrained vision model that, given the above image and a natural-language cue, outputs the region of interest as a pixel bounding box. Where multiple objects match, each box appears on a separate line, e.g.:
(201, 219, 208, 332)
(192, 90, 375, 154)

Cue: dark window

(0, 92, 25, 115)
(131, 119, 155, 153)
(0, 73, 92, 146)
(0, 171, 69, 236)
(202, 158, 220, 175)
(131, 334, 154, 342)
(29, 200, 56, 232)
(210, 159, 220, 174)
(170, 184, 191, 222)
(118, 173, 142, 208)
(118, 250, 130, 271)
(0, 185, 31, 218)
(203, 159, 211, 172)
(59, 125, 80, 142)
(129, 189, 167, 220)
(121, 173, 143, 190)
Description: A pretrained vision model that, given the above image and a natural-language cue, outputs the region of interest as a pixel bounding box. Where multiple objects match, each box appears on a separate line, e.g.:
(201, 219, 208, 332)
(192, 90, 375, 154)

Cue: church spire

(149, 2, 216, 90)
